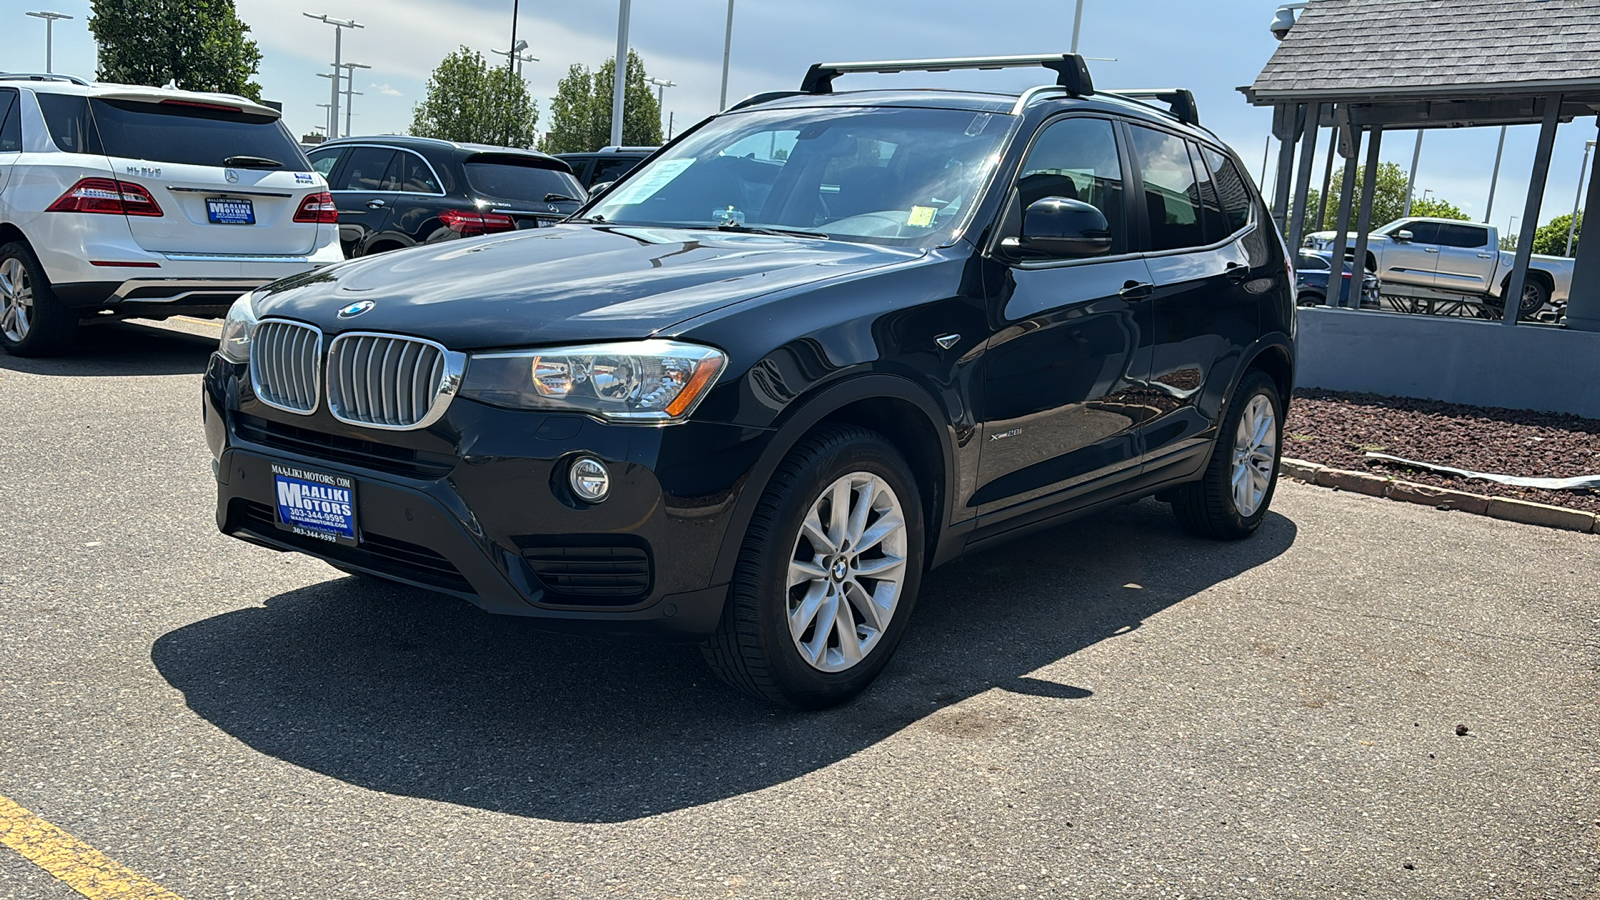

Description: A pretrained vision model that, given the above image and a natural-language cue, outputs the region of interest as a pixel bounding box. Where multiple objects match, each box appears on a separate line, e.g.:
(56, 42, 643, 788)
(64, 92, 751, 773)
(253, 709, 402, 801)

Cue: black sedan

(307, 136, 586, 257)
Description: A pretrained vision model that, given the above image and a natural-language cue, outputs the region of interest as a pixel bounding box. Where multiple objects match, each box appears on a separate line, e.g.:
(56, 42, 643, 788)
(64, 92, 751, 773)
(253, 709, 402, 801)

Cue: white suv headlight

(459, 340, 726, 423)
(219, 293, 259, 363)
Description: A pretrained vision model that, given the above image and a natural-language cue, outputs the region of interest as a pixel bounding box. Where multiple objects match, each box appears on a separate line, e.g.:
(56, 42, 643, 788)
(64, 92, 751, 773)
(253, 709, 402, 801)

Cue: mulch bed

(1284, 389, 1600, 515)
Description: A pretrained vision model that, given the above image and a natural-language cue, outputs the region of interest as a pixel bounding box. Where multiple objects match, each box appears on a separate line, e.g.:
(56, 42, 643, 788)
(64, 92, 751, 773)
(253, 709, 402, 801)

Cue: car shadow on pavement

(152, 499, 1296, 823)
(0, 322, 215, 377)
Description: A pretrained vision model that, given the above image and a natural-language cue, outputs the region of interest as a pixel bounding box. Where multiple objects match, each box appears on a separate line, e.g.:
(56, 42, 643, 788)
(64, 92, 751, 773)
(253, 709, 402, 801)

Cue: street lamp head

(26, 11, 74, 20)
(513, 39, 529, 53)
(303, 12, 362, 28)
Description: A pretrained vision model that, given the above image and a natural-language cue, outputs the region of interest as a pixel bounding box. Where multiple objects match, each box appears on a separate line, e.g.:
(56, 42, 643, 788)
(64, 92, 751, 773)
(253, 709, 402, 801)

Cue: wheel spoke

(827, 479, 851, 546)
(842, 579, 885, 633)
(852, 553, 905, 580)
(845, 476, 876, 545)
(800, 509, 834, 554)
(788, 581, 828, 643)
(856, 511, 904, 554)
(788, 558, 828, 588)
(831, 598, 864, 665)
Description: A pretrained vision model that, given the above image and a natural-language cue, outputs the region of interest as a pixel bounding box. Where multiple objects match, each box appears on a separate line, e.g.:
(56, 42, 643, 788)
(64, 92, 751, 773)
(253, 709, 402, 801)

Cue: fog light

(569, 456, 611, 503)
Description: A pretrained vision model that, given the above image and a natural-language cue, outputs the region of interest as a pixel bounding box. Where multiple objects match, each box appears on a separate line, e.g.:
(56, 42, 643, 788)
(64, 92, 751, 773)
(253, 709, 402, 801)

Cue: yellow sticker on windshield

(907, 206, 937, 227)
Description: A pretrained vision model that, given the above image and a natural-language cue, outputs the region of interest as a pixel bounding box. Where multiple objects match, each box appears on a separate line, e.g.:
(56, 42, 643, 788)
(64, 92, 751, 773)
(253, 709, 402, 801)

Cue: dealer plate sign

(272, 463, 357, 545)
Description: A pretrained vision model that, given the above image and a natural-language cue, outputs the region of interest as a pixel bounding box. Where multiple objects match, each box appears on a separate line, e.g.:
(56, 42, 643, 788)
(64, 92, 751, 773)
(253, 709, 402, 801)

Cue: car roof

(730, 88, 1227, 147)
(318, 134, 567, 164)
(0, 74, 279, 118)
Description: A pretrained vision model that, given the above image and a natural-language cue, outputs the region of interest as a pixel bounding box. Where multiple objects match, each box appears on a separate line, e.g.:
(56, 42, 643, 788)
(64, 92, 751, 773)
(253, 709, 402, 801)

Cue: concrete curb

(1280, 457, 1599, 535)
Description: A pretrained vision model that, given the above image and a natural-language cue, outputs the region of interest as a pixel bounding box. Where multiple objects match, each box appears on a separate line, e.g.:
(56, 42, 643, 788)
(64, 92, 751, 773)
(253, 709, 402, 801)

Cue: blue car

(1296, 250, 1380, 308)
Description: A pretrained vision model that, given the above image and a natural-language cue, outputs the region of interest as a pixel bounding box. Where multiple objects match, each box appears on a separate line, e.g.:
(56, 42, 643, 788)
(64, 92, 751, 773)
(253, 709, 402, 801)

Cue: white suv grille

(326, 333, 462, 430)
(250, 320, 322, 414)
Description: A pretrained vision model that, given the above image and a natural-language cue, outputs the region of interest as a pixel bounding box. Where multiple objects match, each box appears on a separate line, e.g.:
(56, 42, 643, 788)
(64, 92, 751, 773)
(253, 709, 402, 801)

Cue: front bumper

(204, 355, 765, 637)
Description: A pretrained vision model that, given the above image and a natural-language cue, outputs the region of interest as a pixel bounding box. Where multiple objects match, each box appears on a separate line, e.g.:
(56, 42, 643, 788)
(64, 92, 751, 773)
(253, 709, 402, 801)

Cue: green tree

(411, 47, 539, 148)
(1315, 162, 1470, 231)
(88, 0, 262, 100)
(1532, 212, 1581, 257)
(540, 50, 662, 154)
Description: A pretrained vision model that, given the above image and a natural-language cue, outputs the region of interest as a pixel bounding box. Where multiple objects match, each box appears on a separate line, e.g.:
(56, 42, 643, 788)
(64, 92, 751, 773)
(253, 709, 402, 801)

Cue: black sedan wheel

(702, 424, 924, 709)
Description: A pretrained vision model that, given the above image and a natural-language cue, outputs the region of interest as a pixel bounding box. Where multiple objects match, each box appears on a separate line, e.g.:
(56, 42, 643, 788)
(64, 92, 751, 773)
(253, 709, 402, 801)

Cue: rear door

(324, 145, 398, 252)
(1127, 125, 1260, 467)
(1432, 222, 1497, 293)
(88, 96, 323, 256)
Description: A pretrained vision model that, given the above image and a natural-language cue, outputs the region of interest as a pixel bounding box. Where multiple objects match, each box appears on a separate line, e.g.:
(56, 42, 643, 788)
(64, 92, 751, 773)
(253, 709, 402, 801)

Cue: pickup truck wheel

(1171, 371, 1282, 540)
(1488, 278, 1549, 321)
(0, 242, 78, 358)
(701, 424, 924, 709)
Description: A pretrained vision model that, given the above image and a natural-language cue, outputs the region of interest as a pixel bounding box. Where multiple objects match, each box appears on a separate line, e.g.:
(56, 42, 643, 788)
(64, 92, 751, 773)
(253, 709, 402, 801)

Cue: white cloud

(371, 83, 403, 97)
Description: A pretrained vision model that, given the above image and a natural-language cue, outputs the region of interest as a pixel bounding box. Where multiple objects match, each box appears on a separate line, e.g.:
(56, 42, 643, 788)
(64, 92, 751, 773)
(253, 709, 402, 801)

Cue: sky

(4, 0, 1597, 231)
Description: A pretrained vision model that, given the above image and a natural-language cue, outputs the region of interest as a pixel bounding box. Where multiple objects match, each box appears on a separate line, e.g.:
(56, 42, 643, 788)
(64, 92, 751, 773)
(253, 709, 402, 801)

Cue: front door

(1379, 220, 1443, 290)
(973, 116, 1152, 514)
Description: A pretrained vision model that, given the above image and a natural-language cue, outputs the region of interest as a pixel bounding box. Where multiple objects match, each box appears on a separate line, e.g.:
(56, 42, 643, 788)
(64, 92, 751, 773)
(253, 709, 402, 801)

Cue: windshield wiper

(568, 214, 607, 223)
(715, 222, 829, 240)
(223, 155, 283, 169)
(544, 192, 580, 203)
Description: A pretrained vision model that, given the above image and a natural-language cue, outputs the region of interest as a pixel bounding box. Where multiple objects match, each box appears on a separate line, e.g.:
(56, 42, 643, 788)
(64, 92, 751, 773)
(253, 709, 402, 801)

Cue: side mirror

(1394, 229, 1413, 242)
(589, 181, 615, 198)
(1021, 197, 1113, 257)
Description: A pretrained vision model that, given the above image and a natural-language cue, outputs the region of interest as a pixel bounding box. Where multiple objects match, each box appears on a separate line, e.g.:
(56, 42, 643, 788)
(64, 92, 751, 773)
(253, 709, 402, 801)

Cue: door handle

(1225, 263, 1250, 283)
(1477, 253, 1495, 258)
(1119, 281, 1155, 301)
(1424, 247, 1439, 253)
(366, 199, 387, 209)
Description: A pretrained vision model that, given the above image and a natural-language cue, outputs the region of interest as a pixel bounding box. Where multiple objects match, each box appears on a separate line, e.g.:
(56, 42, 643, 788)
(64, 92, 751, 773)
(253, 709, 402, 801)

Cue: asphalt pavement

(1, 322, 1596, 899)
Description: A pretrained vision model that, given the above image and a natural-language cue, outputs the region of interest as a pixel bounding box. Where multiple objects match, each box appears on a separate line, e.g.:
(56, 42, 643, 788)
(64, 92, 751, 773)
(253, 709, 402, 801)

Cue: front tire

(0, 242, 78, 358)
(1171, 371, 1283, 540)
(701, 424, 925, 709)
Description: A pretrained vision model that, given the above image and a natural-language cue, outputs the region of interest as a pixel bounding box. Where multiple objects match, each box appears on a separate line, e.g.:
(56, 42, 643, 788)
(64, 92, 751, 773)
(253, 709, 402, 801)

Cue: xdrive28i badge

(337, 300, 376, 318)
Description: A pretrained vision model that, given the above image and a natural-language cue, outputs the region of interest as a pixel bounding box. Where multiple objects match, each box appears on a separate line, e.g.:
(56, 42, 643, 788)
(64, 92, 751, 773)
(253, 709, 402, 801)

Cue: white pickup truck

(1306, 217, 1573, 321)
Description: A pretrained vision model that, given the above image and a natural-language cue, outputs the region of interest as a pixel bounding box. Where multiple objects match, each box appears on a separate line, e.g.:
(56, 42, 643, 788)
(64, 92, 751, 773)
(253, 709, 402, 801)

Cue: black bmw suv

(206, 55, 1295, 708)
(305, 136, 586, 257)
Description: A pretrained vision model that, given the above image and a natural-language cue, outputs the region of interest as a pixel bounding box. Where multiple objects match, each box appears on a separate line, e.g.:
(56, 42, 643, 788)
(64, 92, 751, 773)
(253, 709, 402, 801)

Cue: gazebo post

(1316, 127, 1337, 231)
(1287, 103, 1322, 254)
(1502, 94, 1563, 326)
(1565, 118, 1600, 332)
(1324, 121, 1363, 308)
(1271, 103, 1302, 229)
(1348, 126, 1385, 309)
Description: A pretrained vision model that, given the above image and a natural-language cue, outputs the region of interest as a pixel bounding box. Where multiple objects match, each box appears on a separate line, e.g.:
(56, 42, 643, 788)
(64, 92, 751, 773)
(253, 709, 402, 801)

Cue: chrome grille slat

(326, 332, 461, 431)
(249, 320, 321, 415)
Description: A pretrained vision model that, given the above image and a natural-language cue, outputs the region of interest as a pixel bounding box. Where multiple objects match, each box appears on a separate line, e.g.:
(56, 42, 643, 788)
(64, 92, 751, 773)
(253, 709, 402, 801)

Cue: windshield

(464, 156, 585, 206)
(584, 106, 1013, 247)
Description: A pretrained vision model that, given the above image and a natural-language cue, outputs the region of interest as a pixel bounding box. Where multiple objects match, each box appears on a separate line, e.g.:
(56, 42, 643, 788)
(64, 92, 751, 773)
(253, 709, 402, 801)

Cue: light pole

(1567, 139, 1595, 257)
(610, 0, 631, 148)
(1070, 0, 1085, 53)
(493, 41, 539, 78)
(646, 76, 675, 138)
(25, 11, 73, 75)
(340, 62, 370, 139)
(304, 13, 363, 141)
(1485, 124, 1508, 224)
(719, 0, 735, 110)
(1403, 130, 1423, 217)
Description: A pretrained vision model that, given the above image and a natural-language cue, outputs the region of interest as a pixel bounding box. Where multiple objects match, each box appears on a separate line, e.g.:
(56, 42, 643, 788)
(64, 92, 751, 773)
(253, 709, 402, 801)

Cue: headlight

(218, 293, 258, 363)
(459, 340, 726, 423)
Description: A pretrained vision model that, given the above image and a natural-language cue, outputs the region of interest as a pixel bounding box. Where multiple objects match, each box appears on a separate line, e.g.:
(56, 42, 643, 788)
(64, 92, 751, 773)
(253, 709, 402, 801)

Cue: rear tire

(1171, 371, 1282, 540)
(0, 242, 78, 358)
(1486, 277, 1549, 321)
(701, 424, 925, 709)
(1296, 289, 1325, 307)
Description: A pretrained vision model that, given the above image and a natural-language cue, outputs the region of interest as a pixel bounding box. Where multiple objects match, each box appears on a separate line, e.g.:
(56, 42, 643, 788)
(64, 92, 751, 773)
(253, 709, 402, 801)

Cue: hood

(253, 224, 921, 349)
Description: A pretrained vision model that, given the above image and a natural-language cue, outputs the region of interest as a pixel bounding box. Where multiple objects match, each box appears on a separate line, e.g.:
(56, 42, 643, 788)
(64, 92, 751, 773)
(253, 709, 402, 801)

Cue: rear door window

(90, 99, 309, 170)
(331, 147, 398, 192)
(1435, 223, 1490, 249)
(590, 156, 639, 185)
(1128, 125, 1206, 252)
(464, 156, 584, 203)
(383, 152, 441, 194)
(1188, 141, 1227, 244)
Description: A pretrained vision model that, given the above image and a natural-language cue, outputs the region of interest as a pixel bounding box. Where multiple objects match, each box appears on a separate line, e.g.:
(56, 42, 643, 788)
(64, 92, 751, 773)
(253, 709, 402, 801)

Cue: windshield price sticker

(272, 463, 357, 545)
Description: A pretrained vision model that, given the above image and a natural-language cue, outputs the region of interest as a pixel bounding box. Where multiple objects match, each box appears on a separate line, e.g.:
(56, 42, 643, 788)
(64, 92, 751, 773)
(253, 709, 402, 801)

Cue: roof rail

(727, 90, 803, 112)
(800, 53, 1093, 98)
(1105, 89, 1200, 127)
(0, 72, 90, 86)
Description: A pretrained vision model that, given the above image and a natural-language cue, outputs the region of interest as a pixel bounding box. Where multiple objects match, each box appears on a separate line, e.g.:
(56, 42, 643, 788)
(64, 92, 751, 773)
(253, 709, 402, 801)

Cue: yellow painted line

(0, 794, 184, 900)
(174, 316, 223, 328)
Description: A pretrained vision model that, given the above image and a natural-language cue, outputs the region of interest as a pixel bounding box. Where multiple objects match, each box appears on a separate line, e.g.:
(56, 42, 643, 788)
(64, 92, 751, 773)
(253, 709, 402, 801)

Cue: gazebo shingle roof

(1249, 0, 1600, 100)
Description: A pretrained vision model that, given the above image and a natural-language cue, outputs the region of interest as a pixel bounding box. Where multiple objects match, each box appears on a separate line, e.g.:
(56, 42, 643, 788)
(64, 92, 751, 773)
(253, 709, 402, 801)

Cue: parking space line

(174, 317, 222, 328)
(0, 794, 184, 900)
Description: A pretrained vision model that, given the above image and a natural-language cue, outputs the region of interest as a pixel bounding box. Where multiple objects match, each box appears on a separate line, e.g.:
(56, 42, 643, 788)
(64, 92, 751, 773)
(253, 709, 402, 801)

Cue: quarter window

(1202, 147, 1255, 235)
(308, 148, 344, 178)
(1128, 125, 1205, 252)
(1016, 117, 1128, 255)
(0, 89, 18, 152)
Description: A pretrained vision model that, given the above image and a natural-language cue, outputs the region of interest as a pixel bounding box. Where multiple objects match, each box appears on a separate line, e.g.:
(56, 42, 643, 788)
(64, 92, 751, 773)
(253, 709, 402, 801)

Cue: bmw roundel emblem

(338, 300, 376, 318)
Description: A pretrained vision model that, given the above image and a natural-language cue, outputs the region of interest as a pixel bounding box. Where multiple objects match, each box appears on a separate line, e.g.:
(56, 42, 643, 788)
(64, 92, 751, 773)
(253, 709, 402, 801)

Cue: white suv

(0, 74, 343, 356)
